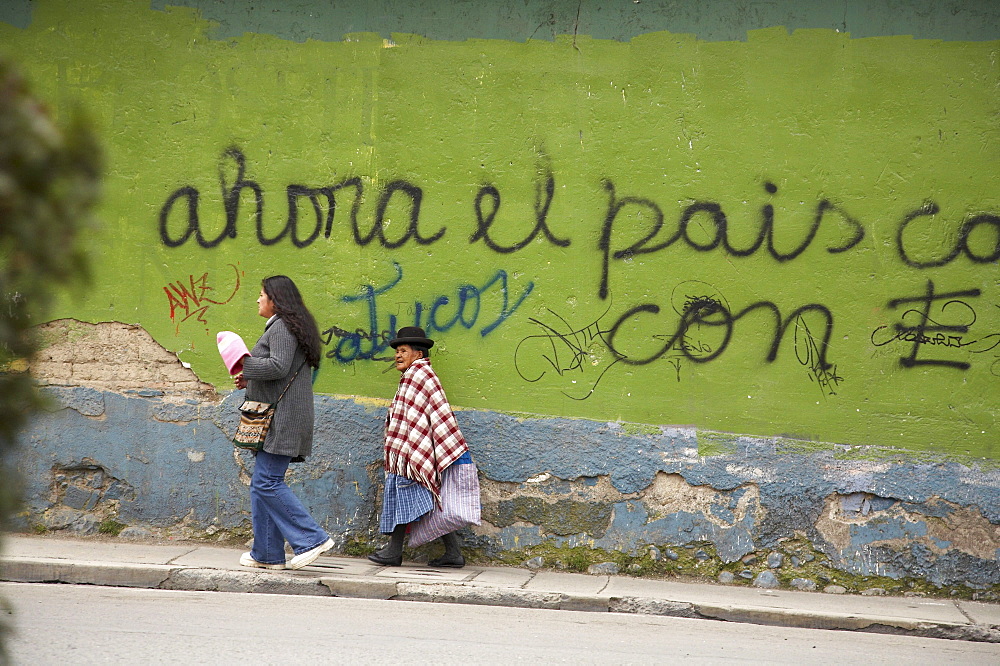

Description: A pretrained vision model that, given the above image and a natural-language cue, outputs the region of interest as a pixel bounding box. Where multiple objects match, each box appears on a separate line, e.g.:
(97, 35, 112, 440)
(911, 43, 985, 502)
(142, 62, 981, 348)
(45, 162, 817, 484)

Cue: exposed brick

(41, 347, 76, 364)
(71, 365, 98, 381)
(32, 319, 215, 397)
(36, 362, 73, 379)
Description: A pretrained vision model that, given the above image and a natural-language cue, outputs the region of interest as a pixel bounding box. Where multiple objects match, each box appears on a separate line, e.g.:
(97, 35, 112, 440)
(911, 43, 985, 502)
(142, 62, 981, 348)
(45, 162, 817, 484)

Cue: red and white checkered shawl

(384, 358, 468, 506)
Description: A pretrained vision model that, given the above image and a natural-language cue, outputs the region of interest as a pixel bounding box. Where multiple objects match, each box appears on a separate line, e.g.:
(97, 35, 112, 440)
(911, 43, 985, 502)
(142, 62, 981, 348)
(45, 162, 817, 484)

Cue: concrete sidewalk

(2, 534, 999, 644)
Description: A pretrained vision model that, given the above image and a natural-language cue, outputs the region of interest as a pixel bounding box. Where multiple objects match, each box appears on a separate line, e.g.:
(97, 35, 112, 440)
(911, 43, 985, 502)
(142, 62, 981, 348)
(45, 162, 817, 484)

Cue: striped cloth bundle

(407, 460, 481, 547)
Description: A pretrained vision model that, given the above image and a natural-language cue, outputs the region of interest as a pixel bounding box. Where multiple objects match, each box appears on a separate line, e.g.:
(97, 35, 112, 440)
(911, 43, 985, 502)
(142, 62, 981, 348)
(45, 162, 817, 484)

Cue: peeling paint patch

(923, 502, 1000, 561)
(41, 386, 105, 417)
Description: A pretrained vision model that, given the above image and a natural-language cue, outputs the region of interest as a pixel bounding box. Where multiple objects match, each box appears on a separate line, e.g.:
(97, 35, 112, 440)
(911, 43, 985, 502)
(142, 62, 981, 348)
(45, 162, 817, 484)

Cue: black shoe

(368, 551, 402, 566)
(428, 553, 465, 568)
(367, 523, 407, 566)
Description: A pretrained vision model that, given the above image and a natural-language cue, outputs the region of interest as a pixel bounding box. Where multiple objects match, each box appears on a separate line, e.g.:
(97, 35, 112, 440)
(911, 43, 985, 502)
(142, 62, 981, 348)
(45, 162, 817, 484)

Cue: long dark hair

(262, 275, 322, 369)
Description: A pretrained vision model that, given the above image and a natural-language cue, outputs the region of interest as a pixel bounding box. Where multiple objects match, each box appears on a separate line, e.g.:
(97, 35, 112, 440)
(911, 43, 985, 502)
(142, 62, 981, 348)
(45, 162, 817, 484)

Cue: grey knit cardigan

(241, 317, 314, 459)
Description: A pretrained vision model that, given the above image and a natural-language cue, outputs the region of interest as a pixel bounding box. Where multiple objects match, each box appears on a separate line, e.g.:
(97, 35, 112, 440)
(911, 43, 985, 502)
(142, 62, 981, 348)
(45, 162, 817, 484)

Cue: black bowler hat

(388, 326, 435, 349)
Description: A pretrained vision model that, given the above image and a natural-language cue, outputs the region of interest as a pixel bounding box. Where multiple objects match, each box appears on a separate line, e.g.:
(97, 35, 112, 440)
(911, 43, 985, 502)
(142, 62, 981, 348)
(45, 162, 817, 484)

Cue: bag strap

(274, 360, 308, 405)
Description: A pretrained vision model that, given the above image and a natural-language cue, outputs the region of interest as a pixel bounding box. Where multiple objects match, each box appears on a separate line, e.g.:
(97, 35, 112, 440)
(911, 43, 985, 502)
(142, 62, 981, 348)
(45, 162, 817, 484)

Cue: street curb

(382, 581, 1000, 642)
(165, 568, 332, 597)
(1, 557, 175, 589)
(320, 575, 398, 600)
(393, 582, 565, 610)
(3, 557, 999, 643)
(696, 602, 959, 634)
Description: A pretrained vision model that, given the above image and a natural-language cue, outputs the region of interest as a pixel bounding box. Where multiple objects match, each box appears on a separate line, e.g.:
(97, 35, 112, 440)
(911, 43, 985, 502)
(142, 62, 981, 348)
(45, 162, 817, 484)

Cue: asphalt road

(2, 582, 998, 664)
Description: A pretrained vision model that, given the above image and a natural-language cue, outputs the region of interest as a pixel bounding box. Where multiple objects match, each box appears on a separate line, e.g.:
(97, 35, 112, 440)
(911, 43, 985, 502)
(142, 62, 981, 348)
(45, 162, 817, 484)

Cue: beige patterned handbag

(232, 361, 305, 450)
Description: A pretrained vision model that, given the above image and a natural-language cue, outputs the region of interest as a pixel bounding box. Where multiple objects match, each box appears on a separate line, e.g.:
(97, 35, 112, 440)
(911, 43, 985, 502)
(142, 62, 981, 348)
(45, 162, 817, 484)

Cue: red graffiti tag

(164, 263, 242, 333)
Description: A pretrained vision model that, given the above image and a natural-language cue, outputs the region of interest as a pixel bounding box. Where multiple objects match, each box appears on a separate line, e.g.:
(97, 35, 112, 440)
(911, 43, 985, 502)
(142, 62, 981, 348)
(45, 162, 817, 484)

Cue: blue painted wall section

(14, 385, 1000, 591)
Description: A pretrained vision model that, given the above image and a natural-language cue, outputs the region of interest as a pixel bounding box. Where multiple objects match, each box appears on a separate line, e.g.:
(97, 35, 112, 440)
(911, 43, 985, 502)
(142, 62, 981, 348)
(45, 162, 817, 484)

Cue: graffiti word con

(606, 296, 835, 371)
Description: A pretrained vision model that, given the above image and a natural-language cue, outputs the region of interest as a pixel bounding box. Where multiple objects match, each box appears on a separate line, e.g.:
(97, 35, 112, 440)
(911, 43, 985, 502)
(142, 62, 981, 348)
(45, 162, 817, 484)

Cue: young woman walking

(235, 275, 333, 570)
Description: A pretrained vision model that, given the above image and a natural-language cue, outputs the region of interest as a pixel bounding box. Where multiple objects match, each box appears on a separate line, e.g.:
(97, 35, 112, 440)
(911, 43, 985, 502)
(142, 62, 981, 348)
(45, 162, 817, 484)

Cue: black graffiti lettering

(159, 149, 426, 250)
(870, 297, 1000, 372)
(761, 181, 819, 261)
(159, 148, 367, 250)
(872, 327, 975, 349)
(716, 182, 774, 257)
(679, 335, 713, 355)
(652, 292, 723, 382)
(533, 173, 570, 247)
(897, 204, 1000, 268)
(330, 178, 364, 238)
(470, 172, 570, 253)
(897, 203, 958, 268)
(221, 147, 263, 245)
(267, 178, 365, 248)
(677, 298, 733, 362)
(355, 180, 444, 249)
(606, 298, 833, 370)
(886, 280, 982, 369)
(158, 186, 200, 248)
(821, 200, 866, 254)
(265, 185, 322, 247)
(760, 182, 779, 255)
(158, 147, 257, 248)
(606, 305, 676, 363)
(767, 191, 866, 261)
(328, 177, 364, 239)
(676, 186, 864, 261)
(962, 214, 1000, 263)
(598, 180, 675, 299)
(471, 185, 502, 249)
(598, 180, 865, 299)
(680, 203, 726, 253)
(285, 186, 324, 247)
(794, 314, 843, 396)
(740, 301, 834, 368)
(512, 303, 620, 400)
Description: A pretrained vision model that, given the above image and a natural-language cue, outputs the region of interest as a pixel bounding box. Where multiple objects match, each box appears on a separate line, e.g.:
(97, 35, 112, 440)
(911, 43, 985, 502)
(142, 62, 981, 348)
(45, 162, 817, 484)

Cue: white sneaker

(287, 538, 334, 570)
(240, 552, 286, 570)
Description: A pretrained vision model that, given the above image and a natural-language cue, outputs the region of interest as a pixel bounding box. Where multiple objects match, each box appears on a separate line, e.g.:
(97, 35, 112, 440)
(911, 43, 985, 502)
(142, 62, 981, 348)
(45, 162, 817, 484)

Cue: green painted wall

(1, 0, 997, 457)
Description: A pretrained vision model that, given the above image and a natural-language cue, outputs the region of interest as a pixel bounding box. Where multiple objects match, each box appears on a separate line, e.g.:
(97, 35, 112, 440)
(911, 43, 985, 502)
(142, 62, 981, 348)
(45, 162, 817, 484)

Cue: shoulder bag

(233, 361, 306, 450)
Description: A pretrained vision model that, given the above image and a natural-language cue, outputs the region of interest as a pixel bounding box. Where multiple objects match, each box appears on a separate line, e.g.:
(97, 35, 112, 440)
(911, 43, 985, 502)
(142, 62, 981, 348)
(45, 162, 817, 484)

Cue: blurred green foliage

(0, 58, 101, 663)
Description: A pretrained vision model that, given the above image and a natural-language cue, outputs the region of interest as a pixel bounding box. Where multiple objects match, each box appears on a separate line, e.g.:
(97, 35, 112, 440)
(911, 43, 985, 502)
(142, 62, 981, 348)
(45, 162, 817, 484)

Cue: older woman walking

(235, 275, 333, 570)
(368, 326, 474, 568)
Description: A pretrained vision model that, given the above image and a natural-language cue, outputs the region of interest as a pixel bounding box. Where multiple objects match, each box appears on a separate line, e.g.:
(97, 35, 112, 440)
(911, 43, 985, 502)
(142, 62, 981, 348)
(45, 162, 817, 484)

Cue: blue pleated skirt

(379, 473, 434, 533)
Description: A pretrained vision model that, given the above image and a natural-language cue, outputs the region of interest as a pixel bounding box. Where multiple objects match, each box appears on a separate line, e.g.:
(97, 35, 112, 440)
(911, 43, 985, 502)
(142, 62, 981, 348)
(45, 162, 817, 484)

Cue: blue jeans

(250, 450, 330, 565)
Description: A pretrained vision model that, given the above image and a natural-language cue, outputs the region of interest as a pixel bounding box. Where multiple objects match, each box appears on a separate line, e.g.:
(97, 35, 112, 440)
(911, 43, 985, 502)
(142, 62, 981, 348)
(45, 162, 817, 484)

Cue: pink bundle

(217, 331, 250, 376)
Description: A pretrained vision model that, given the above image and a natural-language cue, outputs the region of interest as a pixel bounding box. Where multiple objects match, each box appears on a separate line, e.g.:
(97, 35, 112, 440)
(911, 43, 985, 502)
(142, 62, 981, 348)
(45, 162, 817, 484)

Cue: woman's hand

(234, 374, 247, 390)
